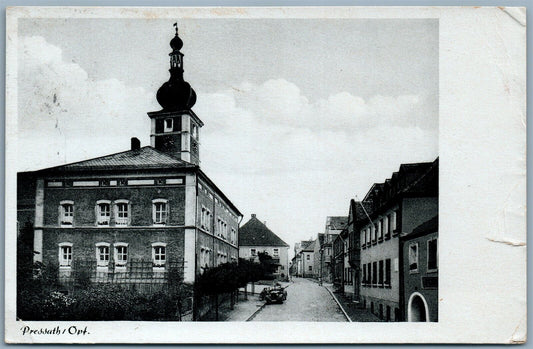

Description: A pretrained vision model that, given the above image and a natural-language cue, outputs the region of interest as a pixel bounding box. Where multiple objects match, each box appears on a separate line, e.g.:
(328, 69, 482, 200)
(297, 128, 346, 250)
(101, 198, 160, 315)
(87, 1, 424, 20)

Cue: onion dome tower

(148, 23, 203, 165)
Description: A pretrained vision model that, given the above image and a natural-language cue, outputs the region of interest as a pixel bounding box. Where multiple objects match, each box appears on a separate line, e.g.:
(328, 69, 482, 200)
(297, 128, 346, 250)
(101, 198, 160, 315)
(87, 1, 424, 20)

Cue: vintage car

(259, 283, 288, 304)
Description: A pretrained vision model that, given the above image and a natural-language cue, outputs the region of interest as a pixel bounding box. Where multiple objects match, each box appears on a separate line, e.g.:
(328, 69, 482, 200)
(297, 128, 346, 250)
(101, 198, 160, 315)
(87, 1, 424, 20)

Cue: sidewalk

(324, 285, 382, 322)
(223, 293, 264, 321)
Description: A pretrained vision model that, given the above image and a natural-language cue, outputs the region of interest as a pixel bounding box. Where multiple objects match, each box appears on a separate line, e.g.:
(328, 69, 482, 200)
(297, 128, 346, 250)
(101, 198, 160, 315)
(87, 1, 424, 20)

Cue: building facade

(18, 26, 242, 288)
(401, 215, 438, 322)
(238, 214, 290, 280)
(316, 216, 347, 282)
(359, 158, 438, 321)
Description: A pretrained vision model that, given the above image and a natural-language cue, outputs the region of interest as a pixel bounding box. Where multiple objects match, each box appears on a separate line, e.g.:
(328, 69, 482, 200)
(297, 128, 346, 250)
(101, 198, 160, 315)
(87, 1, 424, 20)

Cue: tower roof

(156, 23, 197, 111)
(239, 215, 289, 247)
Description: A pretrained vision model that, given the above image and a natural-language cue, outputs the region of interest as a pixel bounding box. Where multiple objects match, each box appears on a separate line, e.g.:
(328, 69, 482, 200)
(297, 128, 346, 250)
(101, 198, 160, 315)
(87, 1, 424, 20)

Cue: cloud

(16, 36, 437, 247)
(194, 79, 438, 244)
(18, 36, 156, 170)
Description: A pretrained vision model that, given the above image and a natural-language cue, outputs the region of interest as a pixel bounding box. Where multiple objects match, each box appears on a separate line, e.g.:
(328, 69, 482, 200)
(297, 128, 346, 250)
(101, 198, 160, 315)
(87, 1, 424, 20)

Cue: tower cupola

(148, 23, 203, 165)
(156, 22, 197, 111)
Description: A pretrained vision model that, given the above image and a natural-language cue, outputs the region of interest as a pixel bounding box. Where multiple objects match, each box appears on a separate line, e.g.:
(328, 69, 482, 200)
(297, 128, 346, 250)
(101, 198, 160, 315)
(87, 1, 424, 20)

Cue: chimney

(251, 214, 256, 218)
(131, 137, 141, 150)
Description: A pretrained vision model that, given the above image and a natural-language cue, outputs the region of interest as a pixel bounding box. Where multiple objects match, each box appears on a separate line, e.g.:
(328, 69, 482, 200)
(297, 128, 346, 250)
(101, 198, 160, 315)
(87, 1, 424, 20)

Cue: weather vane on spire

(173, 22, 178, 35)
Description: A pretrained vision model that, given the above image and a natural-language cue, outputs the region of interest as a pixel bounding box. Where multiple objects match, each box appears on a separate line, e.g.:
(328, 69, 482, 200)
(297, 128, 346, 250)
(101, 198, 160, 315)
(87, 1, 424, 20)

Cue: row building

(312, 158, 438, 322)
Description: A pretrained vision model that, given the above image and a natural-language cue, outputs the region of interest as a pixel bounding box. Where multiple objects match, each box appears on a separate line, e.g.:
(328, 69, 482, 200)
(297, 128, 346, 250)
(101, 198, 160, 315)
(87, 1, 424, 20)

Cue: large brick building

(17, 26, 241, 286)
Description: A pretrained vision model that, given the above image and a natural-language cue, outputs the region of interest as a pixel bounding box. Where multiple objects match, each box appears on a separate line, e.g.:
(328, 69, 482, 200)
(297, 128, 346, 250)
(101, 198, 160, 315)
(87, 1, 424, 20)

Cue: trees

(194, 260, 263, 320)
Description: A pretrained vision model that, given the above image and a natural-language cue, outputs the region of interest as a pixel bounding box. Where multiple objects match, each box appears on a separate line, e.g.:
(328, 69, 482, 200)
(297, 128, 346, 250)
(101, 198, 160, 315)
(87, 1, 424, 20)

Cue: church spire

(156, 22, 197, 111)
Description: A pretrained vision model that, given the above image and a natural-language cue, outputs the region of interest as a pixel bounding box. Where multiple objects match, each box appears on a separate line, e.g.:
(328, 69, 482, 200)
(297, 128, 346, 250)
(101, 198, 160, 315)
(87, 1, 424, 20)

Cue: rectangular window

(372, 261, 377, 286)
(427, 237, 438, 272)
(115, 245, 128, 267)
(377, 219, 383, 241)
(60, 202, 74, 225)
(309, 265, 312, 271)
(379, 260, 384, 286)
(371, 225, 376, 243)
(306, 254, 310, 261)
(385, 258, 391, 287)
(361, 230, 366, 247)
(273, 248, 279, 257)
(366, 228, 371, 247)
(363, 264, 367, 286)
(164, 118, 173, 132)
(250, 248, 256, 256)
(97, 202, 111, 225)
(59, 245, 72, 267)
(153, 245, 166, 268)
(383, 215, 390, 239)
(115, 202, 129, 226)
(367, 263, 372, 284)
(153, 200, 168, 225)
(391, 211, 397, 234)
(409, 243, 419, 272)
(96, 245, 110, 267)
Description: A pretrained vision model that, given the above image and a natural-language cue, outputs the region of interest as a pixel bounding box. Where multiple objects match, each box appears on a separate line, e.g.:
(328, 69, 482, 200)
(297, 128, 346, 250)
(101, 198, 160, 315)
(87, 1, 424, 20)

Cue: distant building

(315, 216, 347, 282)
(291, 240, 314, 277)
(239, 214, 290, 280)
(358, 158, 438, 321)
(16, 26, 242, 290)
(401, 215, 438, 322)
(332, 234, 344, 289)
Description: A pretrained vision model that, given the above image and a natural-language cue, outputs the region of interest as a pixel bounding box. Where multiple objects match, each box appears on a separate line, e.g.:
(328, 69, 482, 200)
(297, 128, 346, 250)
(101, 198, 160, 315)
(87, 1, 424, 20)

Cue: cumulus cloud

(194, 79, 437, 241)
(18, 36, 156, 170)
(16, 36, 437, 245)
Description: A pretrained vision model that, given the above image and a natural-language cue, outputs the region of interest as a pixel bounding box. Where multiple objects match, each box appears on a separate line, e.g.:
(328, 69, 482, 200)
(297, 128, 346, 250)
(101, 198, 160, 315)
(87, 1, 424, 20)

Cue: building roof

(361, 158, 438, 215)
(302, 240, 316, 252)
(402, 215, 438, 240)
(326, 216, 348, 231)
(27, 145, 242, 216)
(37, 146, 195, 173)
(239, 215, 289, 247)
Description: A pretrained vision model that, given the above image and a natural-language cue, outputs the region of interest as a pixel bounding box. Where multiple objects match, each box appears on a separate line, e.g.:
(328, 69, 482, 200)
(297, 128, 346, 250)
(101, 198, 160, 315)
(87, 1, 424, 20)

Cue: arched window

(59, 200, 74, 226)
(58, 242, 73, 267)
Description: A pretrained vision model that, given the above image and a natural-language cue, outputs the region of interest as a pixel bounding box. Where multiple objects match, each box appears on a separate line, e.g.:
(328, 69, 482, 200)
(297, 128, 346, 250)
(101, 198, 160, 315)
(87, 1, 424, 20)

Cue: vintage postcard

(5, 6, 526, 343)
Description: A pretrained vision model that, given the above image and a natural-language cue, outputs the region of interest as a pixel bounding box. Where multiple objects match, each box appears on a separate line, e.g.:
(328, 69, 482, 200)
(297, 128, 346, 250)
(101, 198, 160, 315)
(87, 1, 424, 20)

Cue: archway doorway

(408, 292, 429, 322)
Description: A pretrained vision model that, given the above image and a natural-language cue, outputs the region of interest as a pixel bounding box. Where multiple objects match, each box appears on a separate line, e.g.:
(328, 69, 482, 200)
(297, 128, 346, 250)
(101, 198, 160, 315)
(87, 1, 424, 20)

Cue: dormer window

(164, 118, 173, 132)
(96, 200, 111, 226)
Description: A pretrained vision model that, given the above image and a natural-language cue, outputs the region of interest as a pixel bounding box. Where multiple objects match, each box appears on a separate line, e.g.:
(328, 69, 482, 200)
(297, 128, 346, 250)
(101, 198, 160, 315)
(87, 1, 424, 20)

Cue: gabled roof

(239, 215, 289, 247)
(302, 240, 316, 252)
(362, 158, 438, 209)
(326, 216, 348, 231)
(299, 240, 314, 250)
(36, 146, 194, 173)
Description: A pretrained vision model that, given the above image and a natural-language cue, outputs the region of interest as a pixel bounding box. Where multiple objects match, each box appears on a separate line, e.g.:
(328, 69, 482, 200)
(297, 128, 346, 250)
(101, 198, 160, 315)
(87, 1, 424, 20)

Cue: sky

(17, 18, 438, 256)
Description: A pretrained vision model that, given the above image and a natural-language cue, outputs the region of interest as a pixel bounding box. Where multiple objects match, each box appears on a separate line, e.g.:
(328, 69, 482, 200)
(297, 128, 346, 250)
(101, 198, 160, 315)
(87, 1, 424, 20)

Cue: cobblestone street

(250, 277, 347, 322)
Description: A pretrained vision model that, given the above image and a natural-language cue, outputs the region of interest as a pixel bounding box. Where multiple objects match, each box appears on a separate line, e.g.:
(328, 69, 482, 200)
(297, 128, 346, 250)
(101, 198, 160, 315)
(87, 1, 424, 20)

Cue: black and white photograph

(5, 6, 526, 344)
